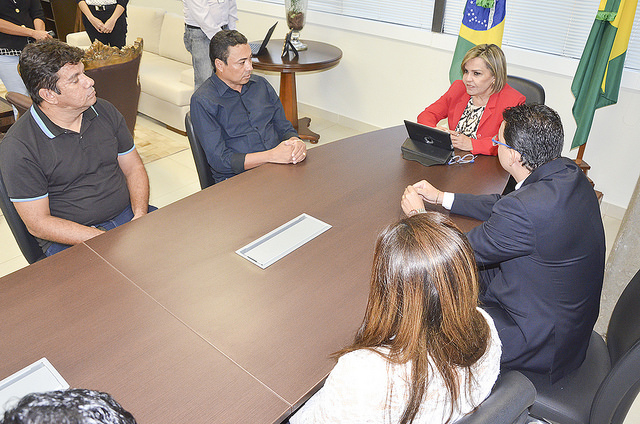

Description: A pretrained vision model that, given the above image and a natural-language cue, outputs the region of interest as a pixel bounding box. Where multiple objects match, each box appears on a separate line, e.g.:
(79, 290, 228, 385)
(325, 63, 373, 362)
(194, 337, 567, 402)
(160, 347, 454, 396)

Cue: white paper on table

(0, 358, 69, 414)
(237, 213, 331, 269)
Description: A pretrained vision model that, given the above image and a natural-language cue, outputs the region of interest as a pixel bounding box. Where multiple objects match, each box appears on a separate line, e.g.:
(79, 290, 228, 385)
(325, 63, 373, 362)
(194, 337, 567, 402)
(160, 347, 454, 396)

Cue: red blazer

(417, 80, 525, 156)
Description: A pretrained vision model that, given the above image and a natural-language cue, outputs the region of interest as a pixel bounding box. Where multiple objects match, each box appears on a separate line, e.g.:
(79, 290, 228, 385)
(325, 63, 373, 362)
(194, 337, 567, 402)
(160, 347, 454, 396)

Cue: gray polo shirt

(0, 98, 133, 227)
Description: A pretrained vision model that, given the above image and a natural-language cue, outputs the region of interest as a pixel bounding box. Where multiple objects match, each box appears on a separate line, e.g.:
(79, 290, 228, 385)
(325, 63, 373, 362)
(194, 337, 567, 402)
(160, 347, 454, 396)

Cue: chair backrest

(185, 112, 216, 190)
(590, 269, 640, 424)
(0, 169, 45, 264)
(506, 75, 545, 105)
(5, 92, 32, 119)
(454, 371, 536, 424)
(607, 269, 640, 363)
(83, 39, 143, 135)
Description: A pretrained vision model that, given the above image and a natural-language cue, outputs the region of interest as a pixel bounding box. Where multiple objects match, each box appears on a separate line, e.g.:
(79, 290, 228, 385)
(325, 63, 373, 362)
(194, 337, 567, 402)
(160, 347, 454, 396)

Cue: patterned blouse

(455, 98, 486, 139)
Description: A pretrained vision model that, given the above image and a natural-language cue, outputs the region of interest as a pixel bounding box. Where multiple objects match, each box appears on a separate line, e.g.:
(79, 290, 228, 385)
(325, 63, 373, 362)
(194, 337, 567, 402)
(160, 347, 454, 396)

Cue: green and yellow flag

(571, 0, 638, 149)
(449, 0, 506, 84)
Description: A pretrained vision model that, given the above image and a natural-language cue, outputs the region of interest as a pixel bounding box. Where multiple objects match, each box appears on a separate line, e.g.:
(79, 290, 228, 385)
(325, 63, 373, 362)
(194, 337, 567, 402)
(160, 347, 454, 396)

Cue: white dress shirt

(183, 0, 238, 39)
(442, 179, 523, 210)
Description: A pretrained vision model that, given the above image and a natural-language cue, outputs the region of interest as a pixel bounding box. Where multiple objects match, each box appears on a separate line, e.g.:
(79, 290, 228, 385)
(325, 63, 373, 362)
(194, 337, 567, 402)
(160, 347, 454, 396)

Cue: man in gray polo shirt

(0, 39, 152, 256)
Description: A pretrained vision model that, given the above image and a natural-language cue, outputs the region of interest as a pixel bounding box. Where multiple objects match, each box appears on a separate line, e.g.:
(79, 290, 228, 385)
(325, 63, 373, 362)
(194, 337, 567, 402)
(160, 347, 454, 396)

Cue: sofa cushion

(66, 31, 91, 48)
(158, 12, 192, 65)
(126, 5, 165, 55)
(139, 52, 193, 106)
(181, 68, 194, 86)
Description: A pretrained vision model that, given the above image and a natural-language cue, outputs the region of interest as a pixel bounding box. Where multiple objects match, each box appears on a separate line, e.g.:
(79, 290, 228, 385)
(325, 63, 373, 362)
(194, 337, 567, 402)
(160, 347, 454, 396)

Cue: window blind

(443, 0, 640, 71)
(256, 0, 640, 71)
(260, 0, 436, 30)
(628, 13, 640, 70)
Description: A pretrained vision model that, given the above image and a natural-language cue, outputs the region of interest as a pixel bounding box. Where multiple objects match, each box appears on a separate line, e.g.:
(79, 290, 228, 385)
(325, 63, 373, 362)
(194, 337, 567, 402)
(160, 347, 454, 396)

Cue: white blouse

(290, 308, 501, 424)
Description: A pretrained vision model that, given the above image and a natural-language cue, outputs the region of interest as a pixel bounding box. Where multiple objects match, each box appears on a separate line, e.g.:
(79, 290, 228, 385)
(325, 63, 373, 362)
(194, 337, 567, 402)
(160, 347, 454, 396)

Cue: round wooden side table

(251, 39, 342, 143)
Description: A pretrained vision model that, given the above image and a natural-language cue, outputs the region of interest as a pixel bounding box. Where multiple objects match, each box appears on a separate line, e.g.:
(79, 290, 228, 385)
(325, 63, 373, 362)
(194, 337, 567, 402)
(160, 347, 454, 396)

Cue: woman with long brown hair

(290, 212, 501, 424)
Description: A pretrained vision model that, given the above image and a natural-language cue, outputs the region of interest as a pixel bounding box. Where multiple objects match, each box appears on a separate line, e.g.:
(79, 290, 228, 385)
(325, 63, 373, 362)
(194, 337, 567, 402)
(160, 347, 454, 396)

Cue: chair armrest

(455, 371, 536, 424)
(5, 92, 32, 119)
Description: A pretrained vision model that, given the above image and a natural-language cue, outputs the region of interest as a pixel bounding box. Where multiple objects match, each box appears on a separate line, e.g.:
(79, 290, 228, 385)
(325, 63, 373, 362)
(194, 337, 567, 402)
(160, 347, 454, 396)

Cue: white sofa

(67, 5, 194, 132)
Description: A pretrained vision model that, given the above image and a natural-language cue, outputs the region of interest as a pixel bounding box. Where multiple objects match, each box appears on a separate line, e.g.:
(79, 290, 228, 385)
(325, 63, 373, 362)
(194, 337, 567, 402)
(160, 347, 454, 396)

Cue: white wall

(235, 0, 640, 212)
(130, 0, 182, 14)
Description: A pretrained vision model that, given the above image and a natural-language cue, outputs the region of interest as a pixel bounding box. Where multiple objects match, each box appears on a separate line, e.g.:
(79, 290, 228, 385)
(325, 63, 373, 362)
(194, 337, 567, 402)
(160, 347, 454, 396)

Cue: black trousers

(83, 5, 127, 48)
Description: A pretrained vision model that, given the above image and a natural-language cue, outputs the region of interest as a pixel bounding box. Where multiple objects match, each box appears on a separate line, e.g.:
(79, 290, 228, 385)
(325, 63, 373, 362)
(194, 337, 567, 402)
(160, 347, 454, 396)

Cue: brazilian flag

(571, 0, 638, 149)
(448, 0, 506, 84)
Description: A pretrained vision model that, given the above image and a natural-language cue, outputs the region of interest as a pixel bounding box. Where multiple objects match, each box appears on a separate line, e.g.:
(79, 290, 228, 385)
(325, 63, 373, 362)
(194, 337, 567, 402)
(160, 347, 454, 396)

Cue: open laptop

(401, 120, 454, 166)
(250, 22, 278, 56)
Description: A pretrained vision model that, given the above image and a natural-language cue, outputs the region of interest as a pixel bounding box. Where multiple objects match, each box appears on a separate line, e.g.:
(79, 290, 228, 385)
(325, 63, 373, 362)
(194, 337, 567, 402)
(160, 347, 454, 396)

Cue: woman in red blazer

(418, 44, 525, 156)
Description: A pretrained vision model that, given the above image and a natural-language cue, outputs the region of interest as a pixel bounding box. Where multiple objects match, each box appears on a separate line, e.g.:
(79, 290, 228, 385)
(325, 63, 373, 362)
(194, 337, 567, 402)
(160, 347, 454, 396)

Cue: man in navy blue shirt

(190, 30, 307, 183)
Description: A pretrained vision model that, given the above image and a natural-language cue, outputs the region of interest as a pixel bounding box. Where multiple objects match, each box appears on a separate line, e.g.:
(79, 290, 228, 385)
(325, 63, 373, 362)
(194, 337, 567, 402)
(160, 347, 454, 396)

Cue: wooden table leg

(279, 71, 320, 143)
(279, 72, 298, 127)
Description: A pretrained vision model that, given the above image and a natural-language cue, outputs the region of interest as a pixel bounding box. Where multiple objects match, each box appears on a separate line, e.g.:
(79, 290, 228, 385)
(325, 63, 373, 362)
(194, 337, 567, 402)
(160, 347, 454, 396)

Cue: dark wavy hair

(209, 29, 248, 71)
(18, 39, 85, 105)
(1, 389, 137, 424)
(336, 212, 490, 424)
(502, 103, 564, 171)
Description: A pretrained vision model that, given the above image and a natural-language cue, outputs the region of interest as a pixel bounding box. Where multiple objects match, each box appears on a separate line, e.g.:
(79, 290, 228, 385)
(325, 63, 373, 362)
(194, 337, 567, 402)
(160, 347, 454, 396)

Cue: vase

(285, 0, 308, 51)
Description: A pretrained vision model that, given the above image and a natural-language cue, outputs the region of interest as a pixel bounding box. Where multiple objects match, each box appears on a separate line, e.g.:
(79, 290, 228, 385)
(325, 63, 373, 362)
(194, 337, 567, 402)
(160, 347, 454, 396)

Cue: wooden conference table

(251, 40, 342, 143)
(0, 126, 508, 423)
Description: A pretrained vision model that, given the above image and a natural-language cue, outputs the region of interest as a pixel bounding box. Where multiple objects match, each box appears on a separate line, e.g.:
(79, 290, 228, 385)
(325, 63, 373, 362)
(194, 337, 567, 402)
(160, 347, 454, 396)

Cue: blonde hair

(461, 43, 507, 93)
(336, 212, 490, 424)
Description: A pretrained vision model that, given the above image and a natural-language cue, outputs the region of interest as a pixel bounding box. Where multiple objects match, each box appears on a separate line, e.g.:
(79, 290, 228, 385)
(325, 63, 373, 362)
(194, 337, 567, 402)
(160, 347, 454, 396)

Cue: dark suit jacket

(451, 158, 605, 381)
(417, 79, 525, 156)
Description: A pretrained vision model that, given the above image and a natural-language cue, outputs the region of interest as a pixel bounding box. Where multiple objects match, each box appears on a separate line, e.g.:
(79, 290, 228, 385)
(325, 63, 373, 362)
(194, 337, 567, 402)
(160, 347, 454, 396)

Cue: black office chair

(0, 169, 45, 264)
(282, 370, 534, 424)
(501, 76, 546, 195)
(454, 371, 536, 424)
(506, 75, 545, 105)
(525, 268, 640, 424)
(185, 112, 216, 190)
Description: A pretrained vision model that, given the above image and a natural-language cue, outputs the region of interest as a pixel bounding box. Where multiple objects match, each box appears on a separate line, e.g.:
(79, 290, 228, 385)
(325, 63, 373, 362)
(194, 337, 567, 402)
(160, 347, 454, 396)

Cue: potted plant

(285, 0, 308, 50)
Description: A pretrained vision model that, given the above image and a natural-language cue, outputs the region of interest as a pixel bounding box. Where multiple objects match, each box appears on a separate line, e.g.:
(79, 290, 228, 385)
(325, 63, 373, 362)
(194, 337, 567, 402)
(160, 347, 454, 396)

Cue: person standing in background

(0, 0, 52, 97)
(77, 0, 128, 48)
(183, 0, 237, 90)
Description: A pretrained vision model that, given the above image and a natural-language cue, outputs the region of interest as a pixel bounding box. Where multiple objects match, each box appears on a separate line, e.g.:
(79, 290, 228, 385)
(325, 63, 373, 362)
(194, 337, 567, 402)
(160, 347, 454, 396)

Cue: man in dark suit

(401, 104, 605, 382)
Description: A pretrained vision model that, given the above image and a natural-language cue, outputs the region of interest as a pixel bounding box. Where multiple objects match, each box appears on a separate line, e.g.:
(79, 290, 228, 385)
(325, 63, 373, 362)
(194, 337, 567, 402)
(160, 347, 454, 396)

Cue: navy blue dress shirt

(190, 73, 298, 182)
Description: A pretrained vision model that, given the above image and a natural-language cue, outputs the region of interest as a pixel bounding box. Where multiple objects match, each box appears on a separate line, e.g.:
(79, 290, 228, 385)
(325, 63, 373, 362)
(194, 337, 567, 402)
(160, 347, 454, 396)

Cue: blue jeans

(45, 204, 157, 256)
(0, 54, 28, 95)
(0, 54, 29, 117)
(184, 25, 214, 90)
